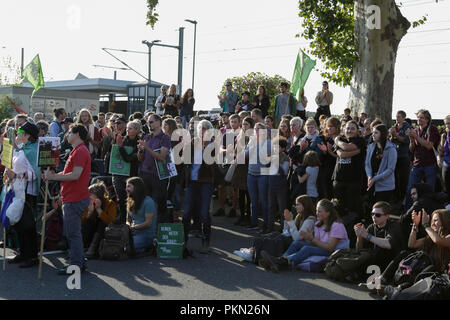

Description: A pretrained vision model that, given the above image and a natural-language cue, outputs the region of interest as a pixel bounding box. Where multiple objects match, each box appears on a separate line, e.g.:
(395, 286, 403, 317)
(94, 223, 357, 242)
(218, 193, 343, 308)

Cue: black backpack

(324, 248, 373, 282)
(98, 222, 134, 261)
(387, 272, 450, 300)
(393, 251, 435, 287)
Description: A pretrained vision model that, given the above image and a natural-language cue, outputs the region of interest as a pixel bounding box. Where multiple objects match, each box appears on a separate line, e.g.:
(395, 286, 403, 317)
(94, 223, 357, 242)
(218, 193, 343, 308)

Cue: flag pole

(3, 228, 6, 271)
(38, 167, 49, 280)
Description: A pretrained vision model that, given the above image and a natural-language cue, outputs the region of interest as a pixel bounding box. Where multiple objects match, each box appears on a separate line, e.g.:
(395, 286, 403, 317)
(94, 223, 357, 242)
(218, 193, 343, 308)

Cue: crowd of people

(0, 80, 449, 298)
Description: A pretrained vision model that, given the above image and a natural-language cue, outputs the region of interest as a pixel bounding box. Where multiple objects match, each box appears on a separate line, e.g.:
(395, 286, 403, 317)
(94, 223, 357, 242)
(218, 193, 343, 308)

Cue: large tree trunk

(347, 0, 410, 126)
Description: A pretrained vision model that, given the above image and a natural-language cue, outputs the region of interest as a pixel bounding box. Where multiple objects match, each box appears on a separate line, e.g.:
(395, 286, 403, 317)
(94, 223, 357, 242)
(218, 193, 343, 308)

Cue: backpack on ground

(44, 212, 63, 251)
(387, 272, 450, 300)
(98, 221, 134, 261)
(324, 248, 373, 282)
(393, 250, 435, 287)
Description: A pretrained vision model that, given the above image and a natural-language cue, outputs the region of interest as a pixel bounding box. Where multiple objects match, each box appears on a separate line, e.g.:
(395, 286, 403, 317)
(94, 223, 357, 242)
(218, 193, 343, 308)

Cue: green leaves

(412, 15, 428, 28)
(298, 0, 357, 86)
(145, 0, 159, 29)
(220, 72, 290, 114)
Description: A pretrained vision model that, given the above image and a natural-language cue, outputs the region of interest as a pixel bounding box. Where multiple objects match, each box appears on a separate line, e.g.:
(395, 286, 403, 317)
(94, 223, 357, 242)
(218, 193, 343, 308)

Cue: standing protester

(6, 123, 41, 268)
(246, 123, 271, 232)
(389, 110, 412, 205)
(314, 81, 333, 126)
(251, 108, 264, 126)
(359, 112, 368, 133)
(274, 82, 297, 125)
(14, 114, 28, 131)
(405, 109, 441, 209)
(49, 108, 67, 137)
(218, 81, 239, 114)
(365, 124, 398, 206)
(264, 115, 274, 130)
(438, 115, 450, 202)
(278, 119, 292, 150)
(183, 120, 216, 253)
(333, 120, 367, 245)
(164, 84, 181, 117)
(58, 117, 74, 172)
(252, 85, 270, 118)
(318, 117, 340, 200)
(180, 88, 195, 128)
(296, 89, 308, 121)
(231, 116, 253, 227)
(77, 109, 102, 172)
(235, 91, 253, 113)
(114, 119, 142, 223)
(45, 124, 91, 275)
(138, 114, 172, 223)
(154, 85, 168, 115)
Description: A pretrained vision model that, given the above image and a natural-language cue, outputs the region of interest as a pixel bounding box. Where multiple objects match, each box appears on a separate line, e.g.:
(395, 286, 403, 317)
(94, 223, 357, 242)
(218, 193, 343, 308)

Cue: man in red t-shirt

(45, 124, 91, 275)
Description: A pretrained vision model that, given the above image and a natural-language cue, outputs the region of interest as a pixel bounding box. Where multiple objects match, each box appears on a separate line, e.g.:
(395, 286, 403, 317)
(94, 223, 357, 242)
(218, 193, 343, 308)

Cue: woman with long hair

(365, 124, 398, 206)
(438, 115, 450, 202)
(259, 199, 349, 272)
(126, 177, 158, 253)
(252, 85, 270, 117)
(231, 116, 254, 227)
(180, 88, 195, 128)
(163, 84, 180, 117)
(82, 181, 117, 258)
(278, 119, 292, 149)
(77, 108, 102, 162)
(318, 117, 340, 199)
(233, 195, 316, 263)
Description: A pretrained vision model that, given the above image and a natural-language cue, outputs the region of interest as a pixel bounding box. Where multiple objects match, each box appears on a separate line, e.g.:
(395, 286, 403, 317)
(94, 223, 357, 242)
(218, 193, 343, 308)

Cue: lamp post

(142, 39, 161, 110)
(185, 19, 197, 92)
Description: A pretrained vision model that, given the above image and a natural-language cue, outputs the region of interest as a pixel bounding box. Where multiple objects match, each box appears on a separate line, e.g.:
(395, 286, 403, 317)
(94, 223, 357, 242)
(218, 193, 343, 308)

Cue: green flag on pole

(22, 54, 44, 97)
(290, 49, 316, 100)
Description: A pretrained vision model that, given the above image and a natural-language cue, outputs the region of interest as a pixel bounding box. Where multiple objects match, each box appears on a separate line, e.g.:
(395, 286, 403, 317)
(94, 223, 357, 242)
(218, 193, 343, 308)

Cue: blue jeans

(406, 164, 437, 209)
(133, 233, 154, 253)
(247, 174, 269, 227)
(62, 198, 90, 268)
(181, 115, 191, 128)
(183, 181, 214, 241)
(283, 240, 331, 266)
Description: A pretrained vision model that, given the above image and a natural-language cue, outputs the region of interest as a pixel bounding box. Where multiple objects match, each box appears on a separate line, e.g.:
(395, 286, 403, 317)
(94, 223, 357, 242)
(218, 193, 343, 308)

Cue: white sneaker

(233, 249, 253, 262)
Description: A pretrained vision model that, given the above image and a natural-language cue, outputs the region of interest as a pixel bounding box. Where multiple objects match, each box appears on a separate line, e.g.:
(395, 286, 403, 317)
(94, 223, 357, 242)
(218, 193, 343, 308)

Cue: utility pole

(185, 19, 198, 91)
(178, 27, 184, 95)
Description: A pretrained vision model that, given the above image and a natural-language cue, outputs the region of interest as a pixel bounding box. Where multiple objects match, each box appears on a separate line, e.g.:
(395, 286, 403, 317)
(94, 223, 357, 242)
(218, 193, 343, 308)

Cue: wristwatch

(366, 234, 373, 241)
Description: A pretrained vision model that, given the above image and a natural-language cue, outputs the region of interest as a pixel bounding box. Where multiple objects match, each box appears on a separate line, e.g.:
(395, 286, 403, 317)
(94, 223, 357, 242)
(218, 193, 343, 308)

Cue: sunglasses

(371, 212, 385, 218)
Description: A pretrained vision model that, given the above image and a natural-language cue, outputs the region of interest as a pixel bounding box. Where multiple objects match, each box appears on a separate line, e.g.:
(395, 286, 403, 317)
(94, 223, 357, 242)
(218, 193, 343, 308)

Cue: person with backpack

(126, 177, 158, 253)
(49, 108, 67, 137)
(259, 199, 349, 273)
(363, 209, 450, 295)
(233, 195, 316, 264)
(82, 181, 117, 259)
(353, 201, 404, 275)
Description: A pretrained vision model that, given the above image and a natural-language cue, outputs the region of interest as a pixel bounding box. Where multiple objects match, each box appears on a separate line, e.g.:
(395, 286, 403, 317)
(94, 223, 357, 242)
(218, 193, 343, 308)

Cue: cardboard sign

(109, 145, 132, 176)
(154, 148, 177, 180)
(1, 140, 13, 169)
(37, 137, 61, 167)
(157, 223, 184, 259)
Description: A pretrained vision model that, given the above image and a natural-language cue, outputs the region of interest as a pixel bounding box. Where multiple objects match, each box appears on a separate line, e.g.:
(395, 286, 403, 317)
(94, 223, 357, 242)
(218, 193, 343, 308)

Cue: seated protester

(267, 138, 290, 233)
(353, 202, 404, 275)
(259, 199, 349, 272)
(126, 177, 158, 253)
(233, 195, 316, 263)
(235, 91, 253, 112)
(367, 209, 450, 293)
(81, 181, 117, 259)
(399, 183, 445, 247)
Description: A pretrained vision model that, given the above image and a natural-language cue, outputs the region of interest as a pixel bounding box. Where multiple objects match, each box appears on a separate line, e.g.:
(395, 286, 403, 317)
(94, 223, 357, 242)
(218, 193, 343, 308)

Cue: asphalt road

(0, 201, 378, 300)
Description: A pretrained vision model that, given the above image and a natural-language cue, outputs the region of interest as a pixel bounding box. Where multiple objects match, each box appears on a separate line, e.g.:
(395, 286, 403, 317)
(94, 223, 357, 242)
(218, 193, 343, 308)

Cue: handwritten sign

(157, 223, 184, 259)
(38, 137, 61, 167)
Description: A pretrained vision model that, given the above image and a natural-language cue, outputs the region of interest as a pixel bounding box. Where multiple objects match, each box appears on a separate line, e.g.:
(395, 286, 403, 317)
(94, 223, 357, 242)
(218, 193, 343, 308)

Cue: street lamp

(142, 39, 161, 110)
(185, 19, 197, 92)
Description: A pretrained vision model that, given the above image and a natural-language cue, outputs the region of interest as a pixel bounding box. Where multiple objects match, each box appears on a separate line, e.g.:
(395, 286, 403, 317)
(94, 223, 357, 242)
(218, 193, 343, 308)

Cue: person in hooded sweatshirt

(399, 182, 446, 246)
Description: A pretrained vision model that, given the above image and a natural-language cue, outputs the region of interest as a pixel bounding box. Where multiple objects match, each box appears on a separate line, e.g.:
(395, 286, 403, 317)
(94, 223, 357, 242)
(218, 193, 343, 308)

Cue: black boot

(260, 250, 289, 273)
(85, 233, 102, 259)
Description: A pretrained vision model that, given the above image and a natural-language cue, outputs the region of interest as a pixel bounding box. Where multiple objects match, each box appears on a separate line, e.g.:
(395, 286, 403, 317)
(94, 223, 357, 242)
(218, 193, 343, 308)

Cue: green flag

(290, 49, 316, 100)
(22, 54, 44, 97)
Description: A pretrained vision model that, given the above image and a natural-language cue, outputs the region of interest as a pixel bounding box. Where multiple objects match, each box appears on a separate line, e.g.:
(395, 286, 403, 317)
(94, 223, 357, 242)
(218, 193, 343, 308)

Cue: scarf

(304, 131, 319, 141)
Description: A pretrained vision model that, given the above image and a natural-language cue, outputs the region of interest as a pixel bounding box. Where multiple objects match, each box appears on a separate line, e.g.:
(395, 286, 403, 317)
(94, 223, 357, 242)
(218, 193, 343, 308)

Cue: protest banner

(157, 223, 184, 259)
(154, 149, 177, 180)
(109, 145, 132, 176)
(1, 140, 13, 169)
(37, 137, 61, 279)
